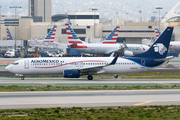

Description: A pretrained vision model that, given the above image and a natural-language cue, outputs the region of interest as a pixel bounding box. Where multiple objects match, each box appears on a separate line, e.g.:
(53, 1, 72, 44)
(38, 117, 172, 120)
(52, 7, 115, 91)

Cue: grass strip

(0, 105, 180, 119)
(0, 85, 180, 92)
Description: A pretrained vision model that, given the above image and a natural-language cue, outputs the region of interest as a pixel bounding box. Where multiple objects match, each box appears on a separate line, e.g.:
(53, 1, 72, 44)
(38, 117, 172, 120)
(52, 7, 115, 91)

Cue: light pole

(116, 12, 119, 25)
(139, 10, 142, 22)
(156, 6, 163, 30)
(0, 6, 2, 40)
(92, 8, 98, 38)
(126, 12, 129, 23)
(10, 6, 22, 54)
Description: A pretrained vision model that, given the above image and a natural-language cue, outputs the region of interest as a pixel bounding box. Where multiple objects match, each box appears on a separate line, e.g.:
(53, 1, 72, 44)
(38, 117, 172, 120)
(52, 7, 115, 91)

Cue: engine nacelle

(124, 50, 134, 57)
(63, 70, 80, 78)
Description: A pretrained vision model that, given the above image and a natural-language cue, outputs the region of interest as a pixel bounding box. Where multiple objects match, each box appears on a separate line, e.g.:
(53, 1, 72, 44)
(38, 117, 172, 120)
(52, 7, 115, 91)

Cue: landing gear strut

(114, 74, 118, 79)
(87, 75, 93, 80)
(21, 76, 25, 80)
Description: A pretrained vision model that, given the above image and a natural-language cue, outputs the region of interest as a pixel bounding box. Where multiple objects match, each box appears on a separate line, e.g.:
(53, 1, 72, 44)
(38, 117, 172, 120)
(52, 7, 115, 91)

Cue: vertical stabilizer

(43, 26, 57, 42)
(65, 23, 87, 44)
(101, 26, 120, 44)
(6, 28, 14, 40)
(134, 26, 174, 58)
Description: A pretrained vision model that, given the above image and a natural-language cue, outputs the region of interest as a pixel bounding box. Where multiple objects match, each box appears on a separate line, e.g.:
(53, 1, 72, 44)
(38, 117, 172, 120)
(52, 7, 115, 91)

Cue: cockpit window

(12, 62, 19, 65)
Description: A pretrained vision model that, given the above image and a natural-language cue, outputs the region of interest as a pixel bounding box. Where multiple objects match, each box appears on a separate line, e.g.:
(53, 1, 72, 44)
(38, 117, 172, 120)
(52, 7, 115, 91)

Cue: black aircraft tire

(21, 76, 25, 80)
(87, 75, 93, 80)
(114, 74, 118, 79)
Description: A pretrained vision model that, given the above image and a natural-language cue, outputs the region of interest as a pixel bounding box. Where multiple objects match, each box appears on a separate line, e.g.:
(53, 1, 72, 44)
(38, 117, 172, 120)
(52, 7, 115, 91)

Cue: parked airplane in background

(42, 26, 57, 43)
(5, 26, 174, 80)
(7, 26, 57, 42)
(155, 28, 180, 52)
(6, 28, 14, 40)
(65, 24, 149, 56)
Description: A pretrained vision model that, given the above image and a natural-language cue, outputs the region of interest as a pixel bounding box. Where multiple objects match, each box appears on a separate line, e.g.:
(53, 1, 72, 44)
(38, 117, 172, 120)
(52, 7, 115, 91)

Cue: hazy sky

(0, 0, 180, 21)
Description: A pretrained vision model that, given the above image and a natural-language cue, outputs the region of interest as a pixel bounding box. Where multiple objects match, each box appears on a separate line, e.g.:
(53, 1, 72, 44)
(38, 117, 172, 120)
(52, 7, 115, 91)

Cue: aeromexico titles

(5, 26, 174, 80)
(65, 23, 150, 56)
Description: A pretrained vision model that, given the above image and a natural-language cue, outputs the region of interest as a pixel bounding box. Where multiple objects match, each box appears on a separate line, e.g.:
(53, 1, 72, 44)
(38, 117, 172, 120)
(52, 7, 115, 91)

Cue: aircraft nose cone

(5, 65, 11, 72)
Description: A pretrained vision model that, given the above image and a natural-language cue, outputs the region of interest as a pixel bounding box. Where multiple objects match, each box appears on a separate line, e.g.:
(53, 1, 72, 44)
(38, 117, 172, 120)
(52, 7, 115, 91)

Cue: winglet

(109, 54, 119, 65)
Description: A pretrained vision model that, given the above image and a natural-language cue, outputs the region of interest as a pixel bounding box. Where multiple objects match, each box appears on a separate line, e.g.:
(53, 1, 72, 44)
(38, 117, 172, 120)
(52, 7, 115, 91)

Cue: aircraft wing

(154, 56, 174, 62)
(79, 54, 119, 74)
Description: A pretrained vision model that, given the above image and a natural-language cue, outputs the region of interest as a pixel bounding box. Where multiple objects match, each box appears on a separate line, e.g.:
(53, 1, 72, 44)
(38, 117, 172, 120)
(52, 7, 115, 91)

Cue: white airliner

(5, 26, 174, 80)
(66, 24, 150, 56)
(155, 28, 180, 52)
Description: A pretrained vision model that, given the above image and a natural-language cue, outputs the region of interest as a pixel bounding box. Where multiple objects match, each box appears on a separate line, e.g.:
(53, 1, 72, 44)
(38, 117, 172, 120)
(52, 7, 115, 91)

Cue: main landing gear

(87, 75, 93, 80)
(114, 74, 118, 79)
(21, 76, 25, 80)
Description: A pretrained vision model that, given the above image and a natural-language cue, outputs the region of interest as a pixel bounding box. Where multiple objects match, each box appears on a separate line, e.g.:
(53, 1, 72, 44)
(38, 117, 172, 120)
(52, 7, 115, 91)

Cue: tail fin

(43, 26, 57, 42)
(6, 28, 14, 40)
(155, 28, 161, 39)
(101, 26, 120, 44)
(65, 23, 87, 44)
(134, 26, 174, 58)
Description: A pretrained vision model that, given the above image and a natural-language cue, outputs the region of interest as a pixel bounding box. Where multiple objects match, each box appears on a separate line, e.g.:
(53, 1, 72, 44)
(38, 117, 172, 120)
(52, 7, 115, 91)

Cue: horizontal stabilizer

(154, 56, 174, 62)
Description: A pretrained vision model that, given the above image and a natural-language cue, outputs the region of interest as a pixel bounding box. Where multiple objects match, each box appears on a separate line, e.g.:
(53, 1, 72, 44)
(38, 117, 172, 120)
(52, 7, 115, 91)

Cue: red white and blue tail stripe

(65, 23, 86, 44)
(101, 26, 120, 44)
(43, 26, 57, 43)
(155, 28, 161, 39)
(6, 28, 14, 40)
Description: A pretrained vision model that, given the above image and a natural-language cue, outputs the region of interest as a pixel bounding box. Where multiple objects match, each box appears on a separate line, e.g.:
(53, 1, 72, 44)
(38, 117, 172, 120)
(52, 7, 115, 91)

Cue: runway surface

(0, 78, 180, 86)
(0, 90, 180, 109)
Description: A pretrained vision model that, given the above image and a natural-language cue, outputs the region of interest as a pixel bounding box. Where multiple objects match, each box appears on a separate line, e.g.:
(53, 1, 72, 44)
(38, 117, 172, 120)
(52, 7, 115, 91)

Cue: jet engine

(63, 70, 80, 78)
(124, 50, 134, 57)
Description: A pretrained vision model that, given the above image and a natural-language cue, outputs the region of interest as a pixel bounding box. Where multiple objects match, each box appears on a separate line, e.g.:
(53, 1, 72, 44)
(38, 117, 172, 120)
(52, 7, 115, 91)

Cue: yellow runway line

(133, 101, 153, 106)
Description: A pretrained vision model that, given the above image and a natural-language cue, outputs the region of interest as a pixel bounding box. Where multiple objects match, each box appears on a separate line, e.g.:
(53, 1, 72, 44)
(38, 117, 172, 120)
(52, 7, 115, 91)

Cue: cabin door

(141, 59, 145, 68)
(24, 60, 29, 69)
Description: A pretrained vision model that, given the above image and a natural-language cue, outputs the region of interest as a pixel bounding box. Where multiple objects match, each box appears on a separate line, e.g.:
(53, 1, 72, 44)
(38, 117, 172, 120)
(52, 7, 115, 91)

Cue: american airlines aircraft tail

(5, 26, 174, 80)
(65, 23, 120, 44)
(155, 28, 161, 39)
(100, 26, 120, 44)
(65, 23, 87, 44)
(43, 26, 57, 43)
(6, 28, 14, 40)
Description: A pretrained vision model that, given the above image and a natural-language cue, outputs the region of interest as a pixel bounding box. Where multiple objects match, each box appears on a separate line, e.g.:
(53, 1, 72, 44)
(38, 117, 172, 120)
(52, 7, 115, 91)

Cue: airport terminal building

(1, 12, 178, 45)
(1, 0, 180, 46)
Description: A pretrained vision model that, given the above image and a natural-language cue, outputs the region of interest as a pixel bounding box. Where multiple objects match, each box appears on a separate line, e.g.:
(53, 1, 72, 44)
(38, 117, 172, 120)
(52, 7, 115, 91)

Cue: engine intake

(124, 50, 133, 57)
(63, 70, 80, 78)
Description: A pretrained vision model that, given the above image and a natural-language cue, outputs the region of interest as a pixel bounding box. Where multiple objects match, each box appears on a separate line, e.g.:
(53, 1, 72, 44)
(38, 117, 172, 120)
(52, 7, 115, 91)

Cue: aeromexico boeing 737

(5, 27, 174, 80)
(65, 24, 149, 56)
